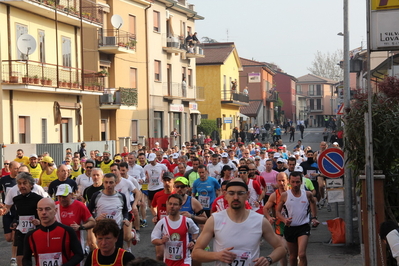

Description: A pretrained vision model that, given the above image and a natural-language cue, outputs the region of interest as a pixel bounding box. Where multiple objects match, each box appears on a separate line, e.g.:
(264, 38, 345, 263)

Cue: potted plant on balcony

(40, 77, 46, 85)
(127, 40, 137, 49)
(61, 80, 67, 87)
(56, 4, 64, 10)
(22, 75, 29, 84)
(97, 70, 108, 77)
(10, 75, 18, 83)
(73, 81, 79, 88)
(33, 75, 40, 84)
(46, 78, 52, 86)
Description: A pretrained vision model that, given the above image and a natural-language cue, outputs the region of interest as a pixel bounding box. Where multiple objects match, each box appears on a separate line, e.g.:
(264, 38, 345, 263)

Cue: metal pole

(366, 0, 376, 263)
(343, 0, 353, 246)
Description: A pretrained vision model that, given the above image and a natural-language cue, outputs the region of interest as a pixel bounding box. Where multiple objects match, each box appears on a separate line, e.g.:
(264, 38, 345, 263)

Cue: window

(187, 26, 191, 35)
(131, 120, 138, 143)
(16, 24, 28, 60)
(154, 60, 161, 81)
(182, 67, 186, 80)
(41, 118, 47, 143)
(309, 99, 314, 110)
(309, 85, 315, 96)
(60, 118, 71, 143)
(316, 99, 322, 110)
(296, 85, 302, 94)
(130, 68, 137, 88)
(153, 11, 160, 32)
(129, 15, 136, 36)
(38, 30, 46, 63)
(62, 37, 71, 67)
(187, 69, 192, 87)
(101, 120, 107, 141)
(154, 111, 163, 138)
(19, 116, 28, 143)
(316, 84, 322, 96)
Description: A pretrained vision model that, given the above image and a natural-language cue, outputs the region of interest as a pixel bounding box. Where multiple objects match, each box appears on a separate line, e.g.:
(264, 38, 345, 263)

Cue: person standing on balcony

(230, 81, 237, 100)
(182, 77, 187, 98)
(192, 32, 200, 44)
(243, 86, 249, 96)
(185, 32, 194, 53)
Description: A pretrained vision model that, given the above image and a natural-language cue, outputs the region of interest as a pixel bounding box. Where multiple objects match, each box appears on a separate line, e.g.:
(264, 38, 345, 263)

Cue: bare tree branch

(307, 49, 343, 81)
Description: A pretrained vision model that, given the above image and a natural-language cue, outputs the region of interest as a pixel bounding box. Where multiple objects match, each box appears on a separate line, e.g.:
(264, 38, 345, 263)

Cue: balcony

(309, 105, 324, 112)
(1, 60, 104, 95)
(98, 29, 136, 54)
(266, 91, 278, 102)
(221, 90, 249, 106)
(100, 87, 138, 110)
(185, 43, 205, 58)
(163, 82, 186, 99)
(308, 91, 324, 97)
(0, 0, 103, 28)
(162, 34, 185, 54)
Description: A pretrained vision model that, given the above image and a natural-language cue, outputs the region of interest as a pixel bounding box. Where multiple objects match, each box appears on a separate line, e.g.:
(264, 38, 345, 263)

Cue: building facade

(196, 43, 249, 140)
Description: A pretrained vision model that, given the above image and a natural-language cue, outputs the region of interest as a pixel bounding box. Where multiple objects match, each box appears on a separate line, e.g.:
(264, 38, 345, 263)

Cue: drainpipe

(7, 6, 14, 144)
(145, 3, 152, 142)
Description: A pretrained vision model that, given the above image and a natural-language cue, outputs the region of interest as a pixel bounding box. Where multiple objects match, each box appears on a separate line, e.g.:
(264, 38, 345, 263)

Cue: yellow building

(196, 43, 249, 140)
(82, 0, 150, 152)
(0, 0, 104, 144)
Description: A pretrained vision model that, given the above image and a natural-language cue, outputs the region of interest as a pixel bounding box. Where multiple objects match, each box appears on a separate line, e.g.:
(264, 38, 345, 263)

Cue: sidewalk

(299, 201, 363, 265)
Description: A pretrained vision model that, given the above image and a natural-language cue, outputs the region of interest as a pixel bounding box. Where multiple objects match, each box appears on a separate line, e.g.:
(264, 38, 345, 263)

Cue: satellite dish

(111, 15, 124, 29)
(17, 34, 37, 56)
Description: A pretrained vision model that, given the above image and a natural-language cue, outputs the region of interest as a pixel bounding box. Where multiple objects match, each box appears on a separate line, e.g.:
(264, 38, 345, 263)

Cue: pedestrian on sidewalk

(289, 125, 295, 142)
(299, 124, 305, 139)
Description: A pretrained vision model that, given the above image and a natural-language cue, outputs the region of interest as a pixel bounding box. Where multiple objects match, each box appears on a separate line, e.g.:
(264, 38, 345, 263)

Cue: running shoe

(10, 258, 17, 266)
(131, 229, 137, 245)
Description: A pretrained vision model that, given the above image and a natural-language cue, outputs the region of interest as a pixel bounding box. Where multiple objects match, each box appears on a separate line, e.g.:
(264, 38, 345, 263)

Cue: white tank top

(247, 179, 260, 212)
(213, 210, 263, 266)
(284, 189, 310, 226)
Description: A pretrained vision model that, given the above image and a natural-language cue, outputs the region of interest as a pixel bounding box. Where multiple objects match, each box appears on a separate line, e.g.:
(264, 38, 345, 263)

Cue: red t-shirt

(211, 195, 252, 213)
(157, 159, 171, 170)
(169, 163, 178, 172)
(55, 200, 92, 240)
(1, 168, 10, 178)
(152, 190, 175, 220)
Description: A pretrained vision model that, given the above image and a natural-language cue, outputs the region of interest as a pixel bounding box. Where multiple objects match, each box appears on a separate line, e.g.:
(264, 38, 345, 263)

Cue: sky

(193, 0, 367, 78)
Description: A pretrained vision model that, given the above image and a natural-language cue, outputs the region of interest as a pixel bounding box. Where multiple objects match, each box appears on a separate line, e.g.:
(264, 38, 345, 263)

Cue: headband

(226, 181, 248, 191)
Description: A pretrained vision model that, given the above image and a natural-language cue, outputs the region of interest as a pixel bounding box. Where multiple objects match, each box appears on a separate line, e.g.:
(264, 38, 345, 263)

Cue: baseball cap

(283, 145, 287, 148)
(333, 142, 339, 145)
(294, 165, 303, 172)
(163, 154, 168, 159)
(273, 153, 281, 158)
(181, 145, 186, 148)
(155, 142, 159, 145)
(148, 153, 156, 162)
(294, 152, 300, 155)
(96, 153, 103, 157)
(114, 156, 122, 161)
(103, 150, 110, 154)
(221, 152, 228, 158)
(277, 158, 284, 163)
(29, 154, 38, 158)
(162, 172, 174, 180)
(254, 156, 261, 160)
(42, 156, 54, 163)
(172, 153, 179, 159)
(175, 176, 188, 185)
(56, 184, 73, 196)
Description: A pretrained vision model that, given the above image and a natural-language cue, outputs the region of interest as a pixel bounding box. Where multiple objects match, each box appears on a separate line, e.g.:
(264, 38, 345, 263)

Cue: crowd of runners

(0, 136, 337, 266)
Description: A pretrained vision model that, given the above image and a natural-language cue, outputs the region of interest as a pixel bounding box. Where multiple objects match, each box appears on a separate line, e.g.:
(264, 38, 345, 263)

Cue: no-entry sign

(318, 148, 344, 178)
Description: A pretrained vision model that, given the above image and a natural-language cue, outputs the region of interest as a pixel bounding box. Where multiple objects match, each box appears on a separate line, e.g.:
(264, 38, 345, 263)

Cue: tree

(307, 49, 343, 81)
(201, 37, 218, 43)
(197, 119, 218, 136)
(344, 76, 399, 221)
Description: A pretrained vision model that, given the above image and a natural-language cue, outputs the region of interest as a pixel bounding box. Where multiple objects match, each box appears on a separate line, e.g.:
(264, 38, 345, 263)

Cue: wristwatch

(265, 256, 273, 264)
(79, 225, 86, 230)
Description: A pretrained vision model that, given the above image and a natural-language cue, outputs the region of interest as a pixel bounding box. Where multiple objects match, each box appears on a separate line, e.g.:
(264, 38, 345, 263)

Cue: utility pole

(343, 0, 353, 246)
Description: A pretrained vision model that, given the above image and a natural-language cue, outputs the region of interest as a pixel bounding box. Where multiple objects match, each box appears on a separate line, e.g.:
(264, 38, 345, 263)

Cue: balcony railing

(308, 91, 323, 97)
(309, 105, 324, 112)
(1, 60, 104, 92)
(100, 87, 138, 107)
(2, 0, 103, 26)
(98, 29, 136, 53)
(163, 82, 186, 98)
(185, 43, 205, 58)
(221, 90, 249, 104)
(266, 91, 278, 102)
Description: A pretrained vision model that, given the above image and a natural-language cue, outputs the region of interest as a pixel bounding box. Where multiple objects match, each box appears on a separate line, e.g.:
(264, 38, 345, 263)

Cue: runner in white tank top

(192, 178, 286, 266)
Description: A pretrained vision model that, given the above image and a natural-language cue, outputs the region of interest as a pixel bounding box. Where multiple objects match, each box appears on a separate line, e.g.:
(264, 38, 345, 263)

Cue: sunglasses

(239, 171, 248, 175)
(86, 166, 93, 169)
(174, 185, 186, 189)
(115, 160, 121, 162)
(4, 163, 9, 165)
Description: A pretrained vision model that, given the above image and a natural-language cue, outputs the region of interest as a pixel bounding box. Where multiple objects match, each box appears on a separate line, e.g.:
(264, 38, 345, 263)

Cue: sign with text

(248, 73, 261, 83)
(223, 117, 233, 124)
(370, 9, 399, 51)
(169, 104, 184, 112)
(371, 0, 399, 10)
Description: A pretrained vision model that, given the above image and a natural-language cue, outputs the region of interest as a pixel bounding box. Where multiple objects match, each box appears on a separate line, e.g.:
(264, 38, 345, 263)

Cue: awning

(368, 54, 399, 81)
(189, 109, 201, 114)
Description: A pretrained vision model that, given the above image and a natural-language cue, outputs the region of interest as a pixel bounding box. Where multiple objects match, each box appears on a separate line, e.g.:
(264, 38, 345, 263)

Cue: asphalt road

(0, 127, 340, 265)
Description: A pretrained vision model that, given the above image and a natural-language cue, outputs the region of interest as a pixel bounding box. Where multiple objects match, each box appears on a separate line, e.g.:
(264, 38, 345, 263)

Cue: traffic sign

(337, 104, 344, 115)
(318, 148, 344, 178)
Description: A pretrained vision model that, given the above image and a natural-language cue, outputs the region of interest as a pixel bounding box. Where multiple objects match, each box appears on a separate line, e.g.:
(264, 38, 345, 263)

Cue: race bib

(223, 250, 252, 266)
(266, 183, 274, 195)
(151, 177, 160, 186)
(17, 215, 35, 234)
(165, 241, 183, 261)
(38, 252, 62, 266)
(198, 195, 210, 209)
